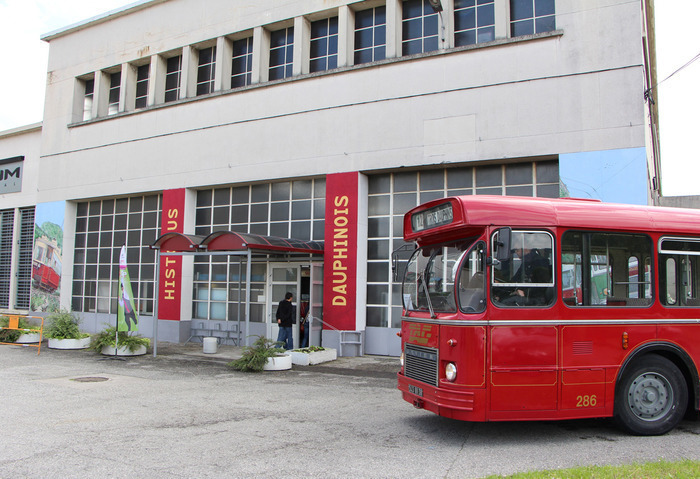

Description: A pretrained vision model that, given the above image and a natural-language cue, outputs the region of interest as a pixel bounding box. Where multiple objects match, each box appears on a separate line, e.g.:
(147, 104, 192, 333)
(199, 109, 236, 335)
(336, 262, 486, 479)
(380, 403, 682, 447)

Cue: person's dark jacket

(276, 299, 294, 327)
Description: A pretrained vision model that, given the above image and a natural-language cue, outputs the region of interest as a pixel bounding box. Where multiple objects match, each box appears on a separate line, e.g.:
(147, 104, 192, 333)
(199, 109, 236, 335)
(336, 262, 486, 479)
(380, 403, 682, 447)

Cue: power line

(645, 50, 700, 103)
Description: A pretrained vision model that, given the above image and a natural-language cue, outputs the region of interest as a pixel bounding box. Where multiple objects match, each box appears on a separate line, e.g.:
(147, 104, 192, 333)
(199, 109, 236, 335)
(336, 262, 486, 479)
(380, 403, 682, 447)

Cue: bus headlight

(445, 362, 457, 382)
(400, 352, 405, 367)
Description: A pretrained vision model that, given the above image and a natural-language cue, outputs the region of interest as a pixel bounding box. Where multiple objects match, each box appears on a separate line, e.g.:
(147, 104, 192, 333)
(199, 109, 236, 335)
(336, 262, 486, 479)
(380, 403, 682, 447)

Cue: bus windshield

(403, 240, 482, 315)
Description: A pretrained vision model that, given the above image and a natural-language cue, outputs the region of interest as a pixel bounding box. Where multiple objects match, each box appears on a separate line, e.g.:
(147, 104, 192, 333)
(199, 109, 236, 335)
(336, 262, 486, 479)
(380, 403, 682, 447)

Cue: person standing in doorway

(276, 292, 294, 350)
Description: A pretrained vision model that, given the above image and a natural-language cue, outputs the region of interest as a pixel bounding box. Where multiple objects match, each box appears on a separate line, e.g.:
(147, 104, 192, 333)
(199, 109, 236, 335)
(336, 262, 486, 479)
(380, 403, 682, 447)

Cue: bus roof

(404, 195, 700, 242)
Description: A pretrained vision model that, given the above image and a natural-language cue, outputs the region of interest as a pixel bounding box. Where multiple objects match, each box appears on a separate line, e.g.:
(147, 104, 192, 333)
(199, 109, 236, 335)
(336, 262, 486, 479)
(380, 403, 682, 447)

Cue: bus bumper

(397, 373, 486, 421)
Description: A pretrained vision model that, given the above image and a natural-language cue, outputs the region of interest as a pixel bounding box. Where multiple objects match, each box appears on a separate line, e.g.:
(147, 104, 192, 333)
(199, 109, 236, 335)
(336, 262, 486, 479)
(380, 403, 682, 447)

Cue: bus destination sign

(411, 203, 453, 232)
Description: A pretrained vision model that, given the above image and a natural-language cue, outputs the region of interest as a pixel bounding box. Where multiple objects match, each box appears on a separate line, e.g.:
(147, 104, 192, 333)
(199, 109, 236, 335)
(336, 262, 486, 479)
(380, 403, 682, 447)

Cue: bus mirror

(494, 227, 512, 263)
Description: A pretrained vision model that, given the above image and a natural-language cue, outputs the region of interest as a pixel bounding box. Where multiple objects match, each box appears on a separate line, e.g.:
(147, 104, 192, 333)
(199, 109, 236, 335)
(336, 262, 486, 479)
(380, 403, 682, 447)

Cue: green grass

(484, 459, 700, 478)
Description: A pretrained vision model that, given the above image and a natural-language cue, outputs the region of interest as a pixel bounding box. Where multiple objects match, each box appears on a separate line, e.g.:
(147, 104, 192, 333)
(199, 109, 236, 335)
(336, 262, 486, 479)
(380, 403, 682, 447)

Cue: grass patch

(485, 459, 700, 478)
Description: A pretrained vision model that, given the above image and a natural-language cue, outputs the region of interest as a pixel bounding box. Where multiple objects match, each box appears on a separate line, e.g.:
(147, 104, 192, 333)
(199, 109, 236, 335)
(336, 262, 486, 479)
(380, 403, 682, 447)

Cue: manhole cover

(71, 377, 110, 383)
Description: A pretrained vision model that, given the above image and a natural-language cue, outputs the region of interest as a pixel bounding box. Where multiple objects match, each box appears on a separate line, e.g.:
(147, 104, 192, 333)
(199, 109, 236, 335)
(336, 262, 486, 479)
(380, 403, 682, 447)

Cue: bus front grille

(404, 344, 439, 387)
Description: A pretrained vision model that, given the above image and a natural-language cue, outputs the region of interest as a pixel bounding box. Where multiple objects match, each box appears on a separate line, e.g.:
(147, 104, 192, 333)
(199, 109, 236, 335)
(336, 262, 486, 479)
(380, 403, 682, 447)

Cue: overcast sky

(0, 0, 698, 196)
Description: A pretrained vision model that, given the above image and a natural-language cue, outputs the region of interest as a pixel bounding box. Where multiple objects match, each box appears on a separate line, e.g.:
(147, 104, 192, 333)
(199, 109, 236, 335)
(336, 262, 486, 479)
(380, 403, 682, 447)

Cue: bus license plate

(408, 384, 423, 397)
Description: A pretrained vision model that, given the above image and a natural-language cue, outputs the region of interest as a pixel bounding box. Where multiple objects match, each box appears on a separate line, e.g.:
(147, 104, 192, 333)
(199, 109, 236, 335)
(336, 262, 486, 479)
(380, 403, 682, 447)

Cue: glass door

(309, 262, 324, 346)
(267, 263, 299, 347)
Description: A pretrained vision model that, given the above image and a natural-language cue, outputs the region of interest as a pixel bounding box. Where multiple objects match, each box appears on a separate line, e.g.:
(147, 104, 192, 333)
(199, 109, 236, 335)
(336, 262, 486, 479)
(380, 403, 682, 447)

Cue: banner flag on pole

(117, 245, 139, 332)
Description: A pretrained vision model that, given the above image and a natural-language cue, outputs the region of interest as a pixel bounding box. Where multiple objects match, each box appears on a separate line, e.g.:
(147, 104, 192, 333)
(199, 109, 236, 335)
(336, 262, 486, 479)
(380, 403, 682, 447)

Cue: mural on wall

(559, 147, 648, 205)
(31, 201, 65, 312)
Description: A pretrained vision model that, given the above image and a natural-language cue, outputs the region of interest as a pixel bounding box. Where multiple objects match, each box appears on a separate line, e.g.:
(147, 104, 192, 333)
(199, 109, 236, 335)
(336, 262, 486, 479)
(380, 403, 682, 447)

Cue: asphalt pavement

(1, 342, 699, 479)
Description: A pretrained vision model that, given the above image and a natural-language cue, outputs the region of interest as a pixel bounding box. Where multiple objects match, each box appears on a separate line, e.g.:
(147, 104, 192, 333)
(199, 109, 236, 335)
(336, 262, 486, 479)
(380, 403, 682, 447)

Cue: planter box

(263, 353, 292, 371)
(100, 345, 147, 356)
(290, 348, 337, 366)
(48, 337, 91, 350)
(16, 333, 41, 343)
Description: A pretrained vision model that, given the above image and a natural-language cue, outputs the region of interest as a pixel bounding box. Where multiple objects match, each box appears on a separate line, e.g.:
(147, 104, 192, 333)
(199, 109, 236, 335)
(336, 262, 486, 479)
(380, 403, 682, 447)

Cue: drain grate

(71, 377, 110, 383)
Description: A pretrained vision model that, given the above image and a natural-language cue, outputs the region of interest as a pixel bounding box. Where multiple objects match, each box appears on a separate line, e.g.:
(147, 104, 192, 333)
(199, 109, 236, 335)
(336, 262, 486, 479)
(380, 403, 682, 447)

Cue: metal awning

(149, 232, 324, 357)
(151, 231, 323, 255)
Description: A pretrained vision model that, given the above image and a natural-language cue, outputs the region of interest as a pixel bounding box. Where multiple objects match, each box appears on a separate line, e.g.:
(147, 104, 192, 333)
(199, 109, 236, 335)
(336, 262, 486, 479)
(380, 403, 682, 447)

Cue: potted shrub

(289, 345, 337, 366)
(45, 310, 91, 350)
(228, 335, 291, 372)
(90, 327, 150, 356)
(0, 316, 41, 343)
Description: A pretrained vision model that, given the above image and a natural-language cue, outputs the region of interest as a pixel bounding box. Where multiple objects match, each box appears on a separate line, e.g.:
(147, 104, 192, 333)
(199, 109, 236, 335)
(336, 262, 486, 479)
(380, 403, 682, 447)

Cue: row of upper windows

(77, 0, 555, 122)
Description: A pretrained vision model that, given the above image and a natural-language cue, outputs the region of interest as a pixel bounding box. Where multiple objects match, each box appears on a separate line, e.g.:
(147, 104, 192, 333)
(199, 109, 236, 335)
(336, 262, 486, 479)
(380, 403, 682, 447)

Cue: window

(354, 6, 387, 64)
(454, 0, 495, 46)
(0, 209, 14, 309)
(269, 27, 294, 80)
(402, 0, 439, 55)
(310, 17, 339, 72)
(83, 79, 94, 121)
(16, 208, 34, 310)
(562, 232, 652, 307)
(404, 243, 465, 313)
(135, 64, 149, 109)
(492, 230, 555, 307)
(0, 207, 36, 311)
(458, 242, 486, 313)
(232, 37, 253, 87)
(72, 196, 161, 315)
(108, 71, 121, 115)
(196, 46, 216, 96)
(659, 237, 700, 307)
(510, 0, 555, 37)
(367, 160, 559, 327)
(193, 180, 325, 321)
(165, 55, 182, 102)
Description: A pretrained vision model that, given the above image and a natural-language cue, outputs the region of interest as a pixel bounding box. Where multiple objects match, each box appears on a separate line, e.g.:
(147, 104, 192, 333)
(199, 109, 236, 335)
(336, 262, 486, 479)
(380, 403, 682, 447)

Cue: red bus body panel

(398, 196, 700, 423)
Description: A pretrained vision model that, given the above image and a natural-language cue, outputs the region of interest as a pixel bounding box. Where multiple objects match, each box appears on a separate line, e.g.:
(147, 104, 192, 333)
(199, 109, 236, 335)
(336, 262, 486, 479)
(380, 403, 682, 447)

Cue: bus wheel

(614, 355, 687, 436)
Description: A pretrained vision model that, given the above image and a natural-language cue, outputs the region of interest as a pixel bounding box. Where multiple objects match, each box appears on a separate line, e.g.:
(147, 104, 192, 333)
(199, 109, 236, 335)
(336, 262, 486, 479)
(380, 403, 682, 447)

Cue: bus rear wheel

(614, 355, 687, 436)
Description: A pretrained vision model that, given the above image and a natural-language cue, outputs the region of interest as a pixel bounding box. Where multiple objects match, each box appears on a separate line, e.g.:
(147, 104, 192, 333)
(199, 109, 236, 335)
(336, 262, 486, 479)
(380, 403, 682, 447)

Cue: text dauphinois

(332, 195, 351, 306)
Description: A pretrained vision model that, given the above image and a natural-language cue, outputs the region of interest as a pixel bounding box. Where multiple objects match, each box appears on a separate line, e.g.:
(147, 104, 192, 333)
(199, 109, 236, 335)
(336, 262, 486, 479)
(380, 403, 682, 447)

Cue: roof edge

(0, 122, 43, 139)
(41, 0, 169, 42)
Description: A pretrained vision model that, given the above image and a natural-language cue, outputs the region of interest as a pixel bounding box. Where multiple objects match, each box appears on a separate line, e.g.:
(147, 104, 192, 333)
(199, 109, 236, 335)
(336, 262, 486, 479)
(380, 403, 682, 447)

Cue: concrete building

(0, 0, 658, 355)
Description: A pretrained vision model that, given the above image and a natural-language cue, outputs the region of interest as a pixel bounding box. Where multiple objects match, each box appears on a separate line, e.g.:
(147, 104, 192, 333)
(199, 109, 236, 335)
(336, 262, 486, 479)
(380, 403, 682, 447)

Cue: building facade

(0, 0, 657, 355)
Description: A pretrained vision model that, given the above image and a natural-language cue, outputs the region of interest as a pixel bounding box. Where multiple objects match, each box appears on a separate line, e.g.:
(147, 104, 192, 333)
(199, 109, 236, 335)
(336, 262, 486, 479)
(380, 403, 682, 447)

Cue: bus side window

(659, 237, 700, 307)
(661, 257, 677, 305)
(562, 231, 652, 307)
(491, 231, 554, 308)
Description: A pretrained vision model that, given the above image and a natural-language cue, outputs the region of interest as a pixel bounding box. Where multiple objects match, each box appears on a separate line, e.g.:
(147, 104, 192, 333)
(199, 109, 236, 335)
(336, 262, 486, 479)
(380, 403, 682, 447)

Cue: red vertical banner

(158, 188, 185, 321)
(323, 172, 359, 331)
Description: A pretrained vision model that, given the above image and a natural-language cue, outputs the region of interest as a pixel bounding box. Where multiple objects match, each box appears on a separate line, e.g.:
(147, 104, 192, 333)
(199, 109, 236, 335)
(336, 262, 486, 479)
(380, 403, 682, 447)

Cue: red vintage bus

(396, 195, 700, 435)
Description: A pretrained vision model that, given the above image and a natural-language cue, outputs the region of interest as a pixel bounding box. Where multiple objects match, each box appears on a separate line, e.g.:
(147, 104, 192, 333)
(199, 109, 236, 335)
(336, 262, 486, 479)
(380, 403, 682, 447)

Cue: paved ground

(1, 342, 699, 478)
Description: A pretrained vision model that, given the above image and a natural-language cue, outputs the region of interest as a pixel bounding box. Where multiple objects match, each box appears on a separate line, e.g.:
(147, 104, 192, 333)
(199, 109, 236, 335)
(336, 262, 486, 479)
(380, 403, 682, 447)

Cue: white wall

(37, 0, 647, 204)
(0, 124, 41, 210)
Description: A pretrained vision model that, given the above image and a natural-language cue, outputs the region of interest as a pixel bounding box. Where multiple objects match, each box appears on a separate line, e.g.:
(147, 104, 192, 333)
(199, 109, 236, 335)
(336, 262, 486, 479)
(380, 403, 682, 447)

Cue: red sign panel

(158, 188, 185, 321)
(323, 172, 359, 331)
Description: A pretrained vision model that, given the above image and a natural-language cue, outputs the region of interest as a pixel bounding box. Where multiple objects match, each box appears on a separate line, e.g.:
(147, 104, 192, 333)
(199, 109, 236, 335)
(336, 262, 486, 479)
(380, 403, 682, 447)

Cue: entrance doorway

(267, 263, 322, 349)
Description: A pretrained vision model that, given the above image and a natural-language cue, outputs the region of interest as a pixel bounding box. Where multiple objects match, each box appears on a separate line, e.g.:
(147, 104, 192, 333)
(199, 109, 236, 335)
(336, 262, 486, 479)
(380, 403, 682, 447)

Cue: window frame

(491, 229, 556, 308)
(164, 54, 183, 103)
(269, 26, 295, 81)
(354, 5, 387, 65)
(510, 0, 556, 37)
(401, 0, 440, 56)
(196, 45, 217, 96)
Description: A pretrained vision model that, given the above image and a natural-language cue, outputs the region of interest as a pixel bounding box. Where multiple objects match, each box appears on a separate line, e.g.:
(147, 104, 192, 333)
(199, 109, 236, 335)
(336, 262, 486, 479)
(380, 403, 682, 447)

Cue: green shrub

(44, 310, 89, 340)
(90, 327, 150, 353)
(292, 346, 325, 353)
(0, 316, 35, 343)
(228, 335, 285, 372)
